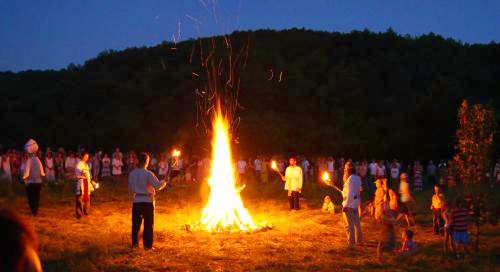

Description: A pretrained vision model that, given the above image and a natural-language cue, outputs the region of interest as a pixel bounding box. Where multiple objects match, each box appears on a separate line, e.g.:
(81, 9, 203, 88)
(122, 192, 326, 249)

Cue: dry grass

(0, 178, 499, 272)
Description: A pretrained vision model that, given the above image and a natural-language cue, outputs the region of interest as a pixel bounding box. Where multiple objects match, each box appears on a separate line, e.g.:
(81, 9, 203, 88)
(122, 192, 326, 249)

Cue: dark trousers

(433, 208, 443, 234)
(132, 202, 154, 249)
(26, 183, 42, 216)
(288, 191, 300, 210)
(75, 195, 90, 218)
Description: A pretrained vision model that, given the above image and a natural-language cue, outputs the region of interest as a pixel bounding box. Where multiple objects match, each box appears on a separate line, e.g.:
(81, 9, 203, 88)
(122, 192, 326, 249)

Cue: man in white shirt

(237, 157, 247, 185)
(369, 160, 377, 179)
(301, 157, 310, 186)
(341, 162, 362, 246)
(22, 139, 45, 216)
(128, 153, 166, 250)
(254, 157, 262, 183)
(282, 157, 303, 210)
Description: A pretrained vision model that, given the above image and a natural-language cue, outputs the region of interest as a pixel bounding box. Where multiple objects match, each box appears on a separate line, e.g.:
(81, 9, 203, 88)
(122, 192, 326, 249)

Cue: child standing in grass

(377, 209, 396, 258)
(450, 197, 470, 259)
(442, 201, 454, 255)
(398, 229, 417, 254)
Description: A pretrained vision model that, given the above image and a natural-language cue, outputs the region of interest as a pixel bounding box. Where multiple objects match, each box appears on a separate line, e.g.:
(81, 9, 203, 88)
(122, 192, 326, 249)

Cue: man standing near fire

(22, 139, 45, 216)
(128, 153, 166, 250)
(282, 157, 303, 210)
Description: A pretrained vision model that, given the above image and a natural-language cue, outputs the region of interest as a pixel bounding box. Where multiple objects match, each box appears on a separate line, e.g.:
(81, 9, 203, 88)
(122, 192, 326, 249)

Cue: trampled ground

(0, 178, 499, 272)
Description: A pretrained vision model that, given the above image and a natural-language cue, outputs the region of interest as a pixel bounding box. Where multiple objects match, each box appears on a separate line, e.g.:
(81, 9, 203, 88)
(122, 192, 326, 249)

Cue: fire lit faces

(289, 158, 296, 166)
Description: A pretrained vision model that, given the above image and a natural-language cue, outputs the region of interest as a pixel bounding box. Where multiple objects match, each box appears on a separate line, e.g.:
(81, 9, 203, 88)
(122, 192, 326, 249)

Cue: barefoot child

(377, 209, 396, 259)
(442, 201, 454, 255)
(450, 198, 470, 259)
(398, 229, 417, 254)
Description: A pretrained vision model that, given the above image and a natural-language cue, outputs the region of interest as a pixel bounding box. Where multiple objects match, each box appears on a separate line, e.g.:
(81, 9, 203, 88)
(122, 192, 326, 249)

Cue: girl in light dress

(2, 152, 12, 182)
(112, 153, 123, 176)
(44, 151, 56, 182)
(101, 154, 111, 177)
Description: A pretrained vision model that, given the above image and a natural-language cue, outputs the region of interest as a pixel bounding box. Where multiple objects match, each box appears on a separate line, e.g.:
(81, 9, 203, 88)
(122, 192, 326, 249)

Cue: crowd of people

(1, 139, 499, 263)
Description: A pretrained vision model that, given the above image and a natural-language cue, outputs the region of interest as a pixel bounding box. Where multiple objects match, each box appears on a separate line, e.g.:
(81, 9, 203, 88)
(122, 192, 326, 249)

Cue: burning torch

(271, 160, 284, 180)
(321, 171, 342, 193)
(166, 148, 182, 180)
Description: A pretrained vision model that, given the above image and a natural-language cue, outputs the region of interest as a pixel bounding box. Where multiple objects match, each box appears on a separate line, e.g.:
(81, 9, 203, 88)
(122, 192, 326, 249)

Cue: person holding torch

(75, 151, 99, 219)
(128, 153, 167, 250)
(281, 157, 303, 210)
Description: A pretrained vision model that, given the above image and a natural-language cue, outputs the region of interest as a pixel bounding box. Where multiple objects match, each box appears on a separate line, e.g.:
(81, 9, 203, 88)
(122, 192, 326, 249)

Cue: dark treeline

(1, 28, 499, 159)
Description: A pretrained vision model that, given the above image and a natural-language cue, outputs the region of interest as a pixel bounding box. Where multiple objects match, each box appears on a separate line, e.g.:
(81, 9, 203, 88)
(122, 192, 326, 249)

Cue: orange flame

(172, 149, 181, 157)
(199, 105, 256, 231)
(271, 160, 277, 170)
(322, 171, 330, 182)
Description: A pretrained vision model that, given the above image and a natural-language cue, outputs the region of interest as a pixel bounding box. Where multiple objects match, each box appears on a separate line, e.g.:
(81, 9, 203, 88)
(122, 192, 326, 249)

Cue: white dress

(112, 158, 123, 176)
(45, 157, 56, 182)
(2, 156, 12, 182)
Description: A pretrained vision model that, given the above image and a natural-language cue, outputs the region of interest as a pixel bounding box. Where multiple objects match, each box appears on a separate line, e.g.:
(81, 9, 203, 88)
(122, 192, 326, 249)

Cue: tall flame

(199, 105, 256, 231)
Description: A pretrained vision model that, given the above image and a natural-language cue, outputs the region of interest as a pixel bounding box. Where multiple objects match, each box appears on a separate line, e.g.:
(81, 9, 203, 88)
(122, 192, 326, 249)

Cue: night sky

(1, 0, 499, 72)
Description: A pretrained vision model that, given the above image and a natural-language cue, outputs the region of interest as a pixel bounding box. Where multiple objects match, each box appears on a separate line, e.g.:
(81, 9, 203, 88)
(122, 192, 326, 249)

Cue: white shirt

(75, 161, 92, 195)
(327, 161, 334, 172)
(254, 159, 262, 172)
(342, 175, 362, 209)
(369, 163, 377, 175)
(237, 160, 247, 174)
(128, 168, 165, 203)
(301, 160, 310, 172)
(375, 165, 386, 177)
(65, 157, 76, 169)
(390, 167, 399, 179)
(284, 166, 303, 192)
(112, 158, 123, 175)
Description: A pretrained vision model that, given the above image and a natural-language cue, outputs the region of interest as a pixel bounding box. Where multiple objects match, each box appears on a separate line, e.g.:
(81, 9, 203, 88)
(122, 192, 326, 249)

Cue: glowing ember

(198, 105, 257, 232)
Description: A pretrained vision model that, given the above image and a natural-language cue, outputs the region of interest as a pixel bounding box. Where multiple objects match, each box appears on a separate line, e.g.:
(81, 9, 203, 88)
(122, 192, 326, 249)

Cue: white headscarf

(24, 139, 39, 154)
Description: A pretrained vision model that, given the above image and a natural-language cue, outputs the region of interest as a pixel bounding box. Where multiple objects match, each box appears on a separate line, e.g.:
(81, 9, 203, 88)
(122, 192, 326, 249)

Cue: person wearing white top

(65, 153, 76, 173)
(112, 154, 123, 176)
(237, 158, 247, 185)
(301, 158, 310, 186)
(397, 173, 415, 226)
(282, 157, 303, 210)
(75, 152, 97, 219)
(369, 160, 377, 178)
(254, 158, 262, 183)
(128, 153, 166, 249)
(341, 162, 362, 246)
(2, 153, 12, 182)
(375, 161, 386, 179)
(22, 139, 45, 216)
(44, 152, 56, 182)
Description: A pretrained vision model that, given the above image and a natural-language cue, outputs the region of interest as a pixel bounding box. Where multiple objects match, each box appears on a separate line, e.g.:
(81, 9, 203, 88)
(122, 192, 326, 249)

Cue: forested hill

(1, 29, 499, 159)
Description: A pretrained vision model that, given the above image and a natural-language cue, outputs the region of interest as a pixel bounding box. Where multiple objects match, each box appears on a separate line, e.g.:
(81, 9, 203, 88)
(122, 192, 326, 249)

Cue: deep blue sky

(1, 0, 499, 72)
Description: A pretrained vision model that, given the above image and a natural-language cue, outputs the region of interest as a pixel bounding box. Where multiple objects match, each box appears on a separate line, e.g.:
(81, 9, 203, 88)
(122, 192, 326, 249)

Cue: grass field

(0, 176, 499, 272)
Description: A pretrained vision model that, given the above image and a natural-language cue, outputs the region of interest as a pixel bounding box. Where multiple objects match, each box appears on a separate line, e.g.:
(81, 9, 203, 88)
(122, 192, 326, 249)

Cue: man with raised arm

(128, 153, 166, 250)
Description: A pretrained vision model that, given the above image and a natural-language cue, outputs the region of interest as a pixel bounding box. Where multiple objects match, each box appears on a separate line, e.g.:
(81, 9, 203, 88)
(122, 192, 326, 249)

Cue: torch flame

(198, 106, 256, 231)
(322, 171, 330, 182)
(172, 149, 181, 157)
(271, 160, 277, 170)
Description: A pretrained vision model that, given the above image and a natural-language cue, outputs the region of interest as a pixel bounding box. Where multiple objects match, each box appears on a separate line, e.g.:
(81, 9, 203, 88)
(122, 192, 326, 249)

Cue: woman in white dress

(44, 151, 56, 182)
(2, 152, 12, 182)
(101, 154, 111, 177)
(112, 154, 123, 176)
